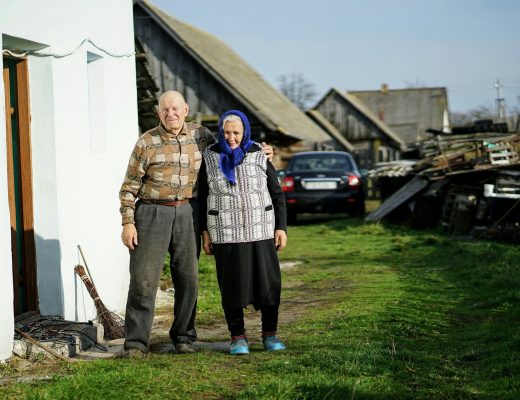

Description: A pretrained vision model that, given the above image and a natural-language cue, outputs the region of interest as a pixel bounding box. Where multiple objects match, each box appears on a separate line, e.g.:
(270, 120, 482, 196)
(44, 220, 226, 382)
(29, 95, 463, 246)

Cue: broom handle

(15, 328, 73, 362)
(78, 245, 96, 288)
(75, 265, 100, 300)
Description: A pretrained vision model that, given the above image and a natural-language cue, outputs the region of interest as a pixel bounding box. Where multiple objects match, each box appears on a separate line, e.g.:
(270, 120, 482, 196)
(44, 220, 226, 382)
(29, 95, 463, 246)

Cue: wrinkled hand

(261, 142, 274, 161)
(202, 230, 213, 255)
(274, 229, 287, 251)
(122, 224, 138, 250)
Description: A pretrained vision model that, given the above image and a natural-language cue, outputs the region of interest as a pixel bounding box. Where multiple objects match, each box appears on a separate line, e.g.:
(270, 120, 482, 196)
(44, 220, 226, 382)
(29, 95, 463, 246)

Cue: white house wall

(0, 40, 15, 360)
(0, 0, 137, 360)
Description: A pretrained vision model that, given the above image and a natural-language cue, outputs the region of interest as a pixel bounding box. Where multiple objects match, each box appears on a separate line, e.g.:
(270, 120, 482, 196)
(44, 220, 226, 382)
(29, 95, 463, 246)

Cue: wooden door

(3, 57, 38, 315)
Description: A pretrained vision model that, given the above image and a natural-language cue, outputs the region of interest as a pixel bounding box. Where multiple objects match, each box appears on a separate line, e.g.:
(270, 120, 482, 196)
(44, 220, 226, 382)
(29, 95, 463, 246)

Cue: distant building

(133, 0, 342, 167)
(312, 88, 405, 169)
(349, 85, 450, 145)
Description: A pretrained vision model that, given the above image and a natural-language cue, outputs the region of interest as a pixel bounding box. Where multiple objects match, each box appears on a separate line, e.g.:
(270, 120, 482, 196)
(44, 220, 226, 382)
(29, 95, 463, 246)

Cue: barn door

(3, 57, 38, 315)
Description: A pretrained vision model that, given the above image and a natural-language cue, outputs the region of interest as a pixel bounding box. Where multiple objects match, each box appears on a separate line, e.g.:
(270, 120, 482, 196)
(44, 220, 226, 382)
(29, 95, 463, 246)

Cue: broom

(75, 246, 125, 340)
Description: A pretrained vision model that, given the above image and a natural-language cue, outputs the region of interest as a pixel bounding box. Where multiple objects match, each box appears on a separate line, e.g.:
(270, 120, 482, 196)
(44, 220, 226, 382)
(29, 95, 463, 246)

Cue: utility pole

(515, 94, 520, 132)
(494, 79, 506, 121)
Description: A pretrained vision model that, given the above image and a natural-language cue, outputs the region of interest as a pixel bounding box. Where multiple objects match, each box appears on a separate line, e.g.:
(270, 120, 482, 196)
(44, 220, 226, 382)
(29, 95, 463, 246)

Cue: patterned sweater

(119, 122, 215, 225)
(198, 143, 287, 244)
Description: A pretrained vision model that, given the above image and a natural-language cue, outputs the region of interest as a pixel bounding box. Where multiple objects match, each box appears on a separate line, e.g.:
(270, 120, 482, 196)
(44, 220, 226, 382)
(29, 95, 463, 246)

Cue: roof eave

(136, 0, 280, 134)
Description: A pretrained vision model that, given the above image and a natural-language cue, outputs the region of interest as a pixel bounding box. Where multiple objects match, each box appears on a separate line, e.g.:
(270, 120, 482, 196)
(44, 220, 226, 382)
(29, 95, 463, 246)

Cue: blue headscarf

(218, 110, 254, 184)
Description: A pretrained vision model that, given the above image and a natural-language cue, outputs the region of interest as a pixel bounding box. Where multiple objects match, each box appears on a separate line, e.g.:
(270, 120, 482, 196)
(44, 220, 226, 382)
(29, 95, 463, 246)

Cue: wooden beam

(3, 63, 20, 315)
(16, 59, 38, 312)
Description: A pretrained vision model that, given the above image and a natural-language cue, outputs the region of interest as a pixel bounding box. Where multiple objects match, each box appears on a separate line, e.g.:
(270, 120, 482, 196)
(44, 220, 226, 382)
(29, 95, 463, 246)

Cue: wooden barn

(348, 85, 450, 145)
(312, 88, 406, 169)
(133, 0, 341, 167)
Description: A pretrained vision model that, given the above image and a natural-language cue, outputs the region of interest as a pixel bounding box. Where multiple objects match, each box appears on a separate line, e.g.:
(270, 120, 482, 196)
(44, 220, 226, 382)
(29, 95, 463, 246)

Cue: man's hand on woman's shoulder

(261, 142, 274, 161)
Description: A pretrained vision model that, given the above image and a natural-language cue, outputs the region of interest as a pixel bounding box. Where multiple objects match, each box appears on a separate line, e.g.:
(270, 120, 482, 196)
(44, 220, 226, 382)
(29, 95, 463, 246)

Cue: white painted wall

(0, 0, 137, 360)
(0, 35, 15, 362)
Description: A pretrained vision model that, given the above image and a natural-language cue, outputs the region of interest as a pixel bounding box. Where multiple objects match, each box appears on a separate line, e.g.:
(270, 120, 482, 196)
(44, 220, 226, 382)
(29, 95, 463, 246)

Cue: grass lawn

(1, 216, 519, 399)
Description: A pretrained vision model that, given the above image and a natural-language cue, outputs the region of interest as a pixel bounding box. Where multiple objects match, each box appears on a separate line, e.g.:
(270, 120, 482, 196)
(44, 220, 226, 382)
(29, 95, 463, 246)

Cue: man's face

(158, 93, 189, 133)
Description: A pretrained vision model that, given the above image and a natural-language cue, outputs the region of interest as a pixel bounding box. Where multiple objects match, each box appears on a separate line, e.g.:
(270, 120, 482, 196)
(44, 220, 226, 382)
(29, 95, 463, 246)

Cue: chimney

(378, 84, 388, 121)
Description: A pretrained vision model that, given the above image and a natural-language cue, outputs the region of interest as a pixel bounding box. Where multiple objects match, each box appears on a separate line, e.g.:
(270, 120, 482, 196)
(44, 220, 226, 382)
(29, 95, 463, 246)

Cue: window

(87, 51, 106, 152)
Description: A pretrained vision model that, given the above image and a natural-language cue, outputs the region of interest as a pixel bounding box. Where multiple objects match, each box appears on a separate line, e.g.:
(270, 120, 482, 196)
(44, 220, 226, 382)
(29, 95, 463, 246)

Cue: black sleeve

(266, 161, 287, 232)
(207, 128, 217, 145)
(198, 158, 209, 233)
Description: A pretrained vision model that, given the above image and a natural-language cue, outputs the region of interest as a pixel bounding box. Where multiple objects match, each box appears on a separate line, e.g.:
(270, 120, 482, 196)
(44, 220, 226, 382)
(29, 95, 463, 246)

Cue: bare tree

(403, 78, 427, 88)
(450, 105, 495, 126)
(277, 73, 317, 110)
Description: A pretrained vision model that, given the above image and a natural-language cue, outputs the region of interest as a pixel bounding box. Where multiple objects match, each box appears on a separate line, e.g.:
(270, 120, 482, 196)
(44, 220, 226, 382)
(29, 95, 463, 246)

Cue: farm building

(133, 0, 342, 167)
(349, 85, 450, 145)
(312, 88, 406, 169)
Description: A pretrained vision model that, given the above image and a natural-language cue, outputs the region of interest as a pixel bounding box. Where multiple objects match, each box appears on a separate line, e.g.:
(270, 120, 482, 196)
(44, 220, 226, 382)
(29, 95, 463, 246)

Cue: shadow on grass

(288, 212, 357, 227)
(368, 229, 520, 398)
(286, 216, 519, 398)
(241, 382, 388, 400)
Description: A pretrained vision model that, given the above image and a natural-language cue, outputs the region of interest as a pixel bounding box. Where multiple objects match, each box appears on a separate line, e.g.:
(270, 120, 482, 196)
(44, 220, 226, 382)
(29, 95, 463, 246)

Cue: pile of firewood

(369, 132, 520, 180)
(366, 131, 520, 242)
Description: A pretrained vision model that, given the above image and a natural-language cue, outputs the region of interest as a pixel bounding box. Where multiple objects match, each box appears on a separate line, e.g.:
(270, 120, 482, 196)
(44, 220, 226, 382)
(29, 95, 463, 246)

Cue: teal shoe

(230, 338, 249, 355)
(262, 336, 286, 352)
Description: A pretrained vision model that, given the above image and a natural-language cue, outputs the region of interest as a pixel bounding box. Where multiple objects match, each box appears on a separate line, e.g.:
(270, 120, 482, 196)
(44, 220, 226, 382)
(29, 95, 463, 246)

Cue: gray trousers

(124, 200, 200, 352)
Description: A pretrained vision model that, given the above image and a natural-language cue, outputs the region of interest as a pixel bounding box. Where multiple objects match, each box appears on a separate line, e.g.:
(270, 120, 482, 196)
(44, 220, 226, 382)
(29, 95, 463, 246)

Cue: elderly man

(119, 91, 272, 356)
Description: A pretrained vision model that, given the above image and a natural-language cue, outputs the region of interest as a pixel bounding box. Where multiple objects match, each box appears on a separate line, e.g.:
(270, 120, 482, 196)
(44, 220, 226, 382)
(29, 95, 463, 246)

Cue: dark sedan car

(279, 151, 365, 222)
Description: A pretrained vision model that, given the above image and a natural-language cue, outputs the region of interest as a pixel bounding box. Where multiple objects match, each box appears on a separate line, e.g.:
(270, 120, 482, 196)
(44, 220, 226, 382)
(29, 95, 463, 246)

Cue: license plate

(304, 181, 337, 190)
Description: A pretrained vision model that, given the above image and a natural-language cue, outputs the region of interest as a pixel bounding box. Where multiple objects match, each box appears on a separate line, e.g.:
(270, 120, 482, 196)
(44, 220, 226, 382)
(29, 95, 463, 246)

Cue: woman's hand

(202, 230, 213, 255)
(274, 230, 287, 251)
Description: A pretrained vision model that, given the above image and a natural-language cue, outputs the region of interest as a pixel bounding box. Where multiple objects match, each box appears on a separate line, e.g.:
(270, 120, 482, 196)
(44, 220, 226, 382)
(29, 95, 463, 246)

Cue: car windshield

(290, 155, 353, 172)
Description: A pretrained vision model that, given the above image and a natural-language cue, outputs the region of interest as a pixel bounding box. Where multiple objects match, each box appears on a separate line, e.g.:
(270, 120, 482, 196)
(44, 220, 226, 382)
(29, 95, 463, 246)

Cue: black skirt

(212, 239, 281, 309)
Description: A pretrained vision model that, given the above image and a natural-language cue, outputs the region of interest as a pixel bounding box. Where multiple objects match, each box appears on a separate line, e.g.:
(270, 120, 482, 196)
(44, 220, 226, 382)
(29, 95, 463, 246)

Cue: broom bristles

(74, 264, 125, 340)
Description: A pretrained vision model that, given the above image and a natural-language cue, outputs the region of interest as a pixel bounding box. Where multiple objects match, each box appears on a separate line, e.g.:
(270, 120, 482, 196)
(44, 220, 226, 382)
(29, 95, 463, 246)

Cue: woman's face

(223, 120, 244, 149)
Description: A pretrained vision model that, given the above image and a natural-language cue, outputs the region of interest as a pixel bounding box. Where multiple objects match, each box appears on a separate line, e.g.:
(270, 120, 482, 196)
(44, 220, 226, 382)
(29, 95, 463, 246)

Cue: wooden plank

(4, 63, 21, 315)
(365, 175, 430, 222)
(16, 59, 38, 312)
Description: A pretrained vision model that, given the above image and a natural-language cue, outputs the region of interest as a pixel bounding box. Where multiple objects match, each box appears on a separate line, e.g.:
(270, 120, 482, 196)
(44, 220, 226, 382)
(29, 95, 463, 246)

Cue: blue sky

(150, 0, 520, 114)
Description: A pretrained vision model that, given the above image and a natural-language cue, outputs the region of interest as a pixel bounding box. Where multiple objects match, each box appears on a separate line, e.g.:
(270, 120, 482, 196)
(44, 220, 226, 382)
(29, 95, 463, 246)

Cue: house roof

(135, 0, 330, 144)
(348, 86, 449, 144)
(316, 88, 406, 149)
(306, 110, 355, 152)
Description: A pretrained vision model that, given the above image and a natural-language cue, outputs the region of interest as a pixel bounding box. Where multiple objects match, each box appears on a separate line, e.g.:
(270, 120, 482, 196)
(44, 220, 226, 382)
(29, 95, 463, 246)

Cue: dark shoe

(114, 348, 147, 359)
(230, 338, 249, 355)
(262, 336, 286, 352)
(175, 343, 195, 354)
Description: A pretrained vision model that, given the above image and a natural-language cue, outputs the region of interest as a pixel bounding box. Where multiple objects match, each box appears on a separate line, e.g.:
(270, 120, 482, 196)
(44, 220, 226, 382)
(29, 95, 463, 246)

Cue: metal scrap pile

(366, 131, 520, 242)
(16, 316, 104, 348)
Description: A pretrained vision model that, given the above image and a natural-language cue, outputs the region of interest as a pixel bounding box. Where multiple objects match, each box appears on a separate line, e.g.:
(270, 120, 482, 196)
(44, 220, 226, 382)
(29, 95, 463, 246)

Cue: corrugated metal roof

(137, 0, 330, 143)
(348, 87, 449, 144)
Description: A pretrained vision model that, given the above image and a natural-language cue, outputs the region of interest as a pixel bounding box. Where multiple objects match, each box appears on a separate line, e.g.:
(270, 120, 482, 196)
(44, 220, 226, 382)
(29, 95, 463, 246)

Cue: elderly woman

(198, 110, 288, 355)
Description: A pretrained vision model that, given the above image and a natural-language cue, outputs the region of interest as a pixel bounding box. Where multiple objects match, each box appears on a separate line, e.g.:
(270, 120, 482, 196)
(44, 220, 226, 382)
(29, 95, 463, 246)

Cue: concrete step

(13, 313, 108, 360)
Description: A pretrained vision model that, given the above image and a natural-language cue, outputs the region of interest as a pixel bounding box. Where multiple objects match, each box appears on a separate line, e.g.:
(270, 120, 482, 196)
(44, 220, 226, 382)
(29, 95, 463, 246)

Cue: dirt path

(149, 261, 316, 350)
(1, 260, 338, 382)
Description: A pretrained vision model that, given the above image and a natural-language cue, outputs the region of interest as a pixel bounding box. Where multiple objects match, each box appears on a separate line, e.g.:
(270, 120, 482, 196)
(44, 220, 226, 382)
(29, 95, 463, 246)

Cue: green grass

(1, 217, 519, 399)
